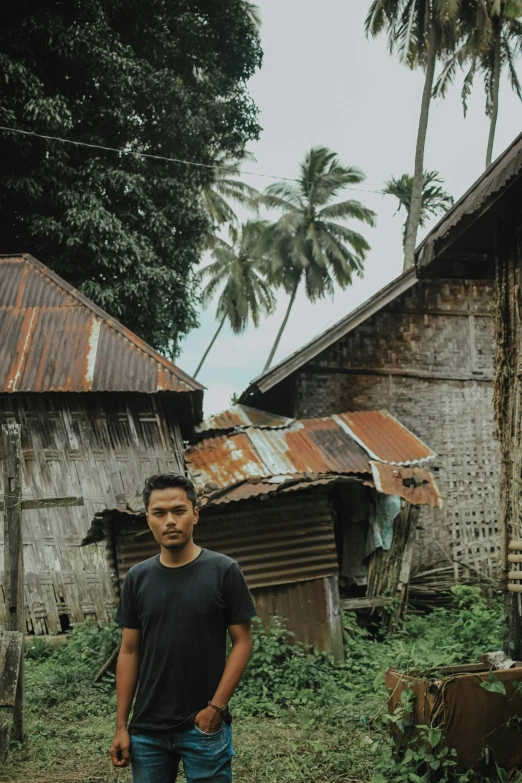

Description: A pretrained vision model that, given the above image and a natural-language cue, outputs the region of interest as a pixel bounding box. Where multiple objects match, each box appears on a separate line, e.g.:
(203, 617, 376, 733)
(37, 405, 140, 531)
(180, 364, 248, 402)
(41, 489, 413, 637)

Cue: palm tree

(193, 221, 275, 378)
(202, 153, 260, 248)
(435, 0, 522, 168)
(366, 0, 460, 270)
(245, 2, 262, 28)
(383, 170, 454, 245)
(260, 146, 376, 371)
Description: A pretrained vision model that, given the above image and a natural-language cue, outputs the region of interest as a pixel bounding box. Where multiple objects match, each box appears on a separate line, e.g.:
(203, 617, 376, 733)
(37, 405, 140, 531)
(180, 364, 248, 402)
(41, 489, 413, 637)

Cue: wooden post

(0, 631, 24, 761)
(324, 575, 345, 665)
(2, 422, 24, 741)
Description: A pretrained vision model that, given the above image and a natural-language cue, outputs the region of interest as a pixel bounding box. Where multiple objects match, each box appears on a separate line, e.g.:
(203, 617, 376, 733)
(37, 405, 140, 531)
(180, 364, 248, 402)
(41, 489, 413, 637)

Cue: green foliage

(382, 171, 454, 245)
(25, 621, 121, 711)
(435, 1, 522, 117)
(7, 590, 516, 783)
(0, 0, 262, 354)
(260, 145, 376, 368)
(390, 585, 504, 673)
(480, 668, 507, 695)
(365, 0, 461, 69)
(197, 222, 275, 335)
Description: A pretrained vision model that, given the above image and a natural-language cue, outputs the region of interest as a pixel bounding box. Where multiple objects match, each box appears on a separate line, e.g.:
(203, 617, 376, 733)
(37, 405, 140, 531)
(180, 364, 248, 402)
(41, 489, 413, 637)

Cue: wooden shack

(0, 253, 203, 634)
(83, 407, 442, 660)
(241, 251, 498, 590)
(413, 132, 522, 654)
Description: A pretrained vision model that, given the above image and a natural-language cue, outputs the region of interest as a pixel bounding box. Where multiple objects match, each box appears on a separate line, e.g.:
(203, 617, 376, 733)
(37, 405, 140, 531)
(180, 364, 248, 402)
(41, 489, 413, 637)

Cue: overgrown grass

(1, 586, 518, 783)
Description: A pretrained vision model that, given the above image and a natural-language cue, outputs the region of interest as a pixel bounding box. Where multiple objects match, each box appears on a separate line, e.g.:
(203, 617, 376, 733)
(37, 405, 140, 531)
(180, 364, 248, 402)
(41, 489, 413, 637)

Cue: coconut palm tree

(246, 2, 262, 29)
(193, 221, 275, 378)
(202, 153, 260, 248)
(435, 0, 522, 168)
(383, 170, 454, 245)
(260, 146, 376, 371)
(366, 0, 460, 270)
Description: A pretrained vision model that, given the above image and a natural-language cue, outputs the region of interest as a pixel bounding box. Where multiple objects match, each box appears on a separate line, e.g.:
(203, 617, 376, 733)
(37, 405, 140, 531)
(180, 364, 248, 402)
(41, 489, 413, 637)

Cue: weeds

(1, 586, 518, 783)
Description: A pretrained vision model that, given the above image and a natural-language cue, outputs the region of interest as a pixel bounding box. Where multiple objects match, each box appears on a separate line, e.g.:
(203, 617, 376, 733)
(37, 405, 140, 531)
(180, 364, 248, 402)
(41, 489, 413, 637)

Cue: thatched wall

(287, 278, 499, 581)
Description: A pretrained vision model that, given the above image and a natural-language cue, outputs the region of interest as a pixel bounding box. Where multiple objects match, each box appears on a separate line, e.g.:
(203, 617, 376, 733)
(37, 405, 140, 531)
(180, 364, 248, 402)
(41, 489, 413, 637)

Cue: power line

(0, 124, 392, 196)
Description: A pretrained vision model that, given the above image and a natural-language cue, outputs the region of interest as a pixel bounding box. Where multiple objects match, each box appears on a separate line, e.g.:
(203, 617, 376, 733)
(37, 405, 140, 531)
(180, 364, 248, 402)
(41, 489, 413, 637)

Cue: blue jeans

(130, 724, 234, 783)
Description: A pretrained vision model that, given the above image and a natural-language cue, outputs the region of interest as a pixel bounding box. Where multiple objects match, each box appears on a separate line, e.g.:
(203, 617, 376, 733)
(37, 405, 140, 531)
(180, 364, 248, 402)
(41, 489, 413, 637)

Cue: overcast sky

(178, 0, 522, 417)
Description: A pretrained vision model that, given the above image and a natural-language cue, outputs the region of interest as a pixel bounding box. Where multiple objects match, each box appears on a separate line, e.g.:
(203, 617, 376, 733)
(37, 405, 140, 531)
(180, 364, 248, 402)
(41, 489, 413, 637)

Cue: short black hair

(142, 474, 197, 510)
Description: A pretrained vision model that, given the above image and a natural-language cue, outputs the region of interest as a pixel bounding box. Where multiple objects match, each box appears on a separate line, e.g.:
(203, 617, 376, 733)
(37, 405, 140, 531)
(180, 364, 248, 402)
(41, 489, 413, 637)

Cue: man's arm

(109, 627, 141, 768)
(195, 620, 253, 734)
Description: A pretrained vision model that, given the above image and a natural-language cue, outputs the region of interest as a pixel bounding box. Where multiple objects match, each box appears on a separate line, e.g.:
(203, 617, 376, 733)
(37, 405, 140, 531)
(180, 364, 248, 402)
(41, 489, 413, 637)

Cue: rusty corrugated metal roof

(416, 131, 522, 269)
(195, 404, 293, 434)
(0, 254, 204, 396)
(333, 410, 435, 465)
(186, 409, 438, 503)
(370, 462, 443, 509)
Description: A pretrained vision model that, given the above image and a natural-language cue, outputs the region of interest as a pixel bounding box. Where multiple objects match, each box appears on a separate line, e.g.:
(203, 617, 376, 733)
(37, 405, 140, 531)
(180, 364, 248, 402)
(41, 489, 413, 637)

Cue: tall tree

(0, 0, 262, 355)
(202, 153, 260, 248)
(260, 146, 376, 371)
(366, 0, 460, 270)
(436, 0, 522, 168)
(383, 170, 454, 245)
(194, 221, 275, 378)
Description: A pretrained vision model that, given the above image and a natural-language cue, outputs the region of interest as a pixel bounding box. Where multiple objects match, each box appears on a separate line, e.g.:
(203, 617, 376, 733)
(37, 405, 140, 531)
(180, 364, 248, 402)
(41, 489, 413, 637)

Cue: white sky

(178, 0, 522, 417)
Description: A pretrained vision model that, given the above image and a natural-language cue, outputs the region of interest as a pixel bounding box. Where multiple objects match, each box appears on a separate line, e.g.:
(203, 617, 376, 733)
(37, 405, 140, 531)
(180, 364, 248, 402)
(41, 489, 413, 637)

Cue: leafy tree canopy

(0, 0, 262, 355)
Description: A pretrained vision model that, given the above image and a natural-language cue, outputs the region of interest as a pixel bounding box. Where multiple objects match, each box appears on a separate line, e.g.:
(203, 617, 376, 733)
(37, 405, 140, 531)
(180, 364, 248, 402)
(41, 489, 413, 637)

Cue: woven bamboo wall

(0, 393, 185, 634)
(291, 278, 500, 581)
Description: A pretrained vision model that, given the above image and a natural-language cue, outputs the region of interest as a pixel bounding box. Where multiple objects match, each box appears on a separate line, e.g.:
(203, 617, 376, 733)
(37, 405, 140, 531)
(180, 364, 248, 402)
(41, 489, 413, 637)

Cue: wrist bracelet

(208, 700, 227, 715)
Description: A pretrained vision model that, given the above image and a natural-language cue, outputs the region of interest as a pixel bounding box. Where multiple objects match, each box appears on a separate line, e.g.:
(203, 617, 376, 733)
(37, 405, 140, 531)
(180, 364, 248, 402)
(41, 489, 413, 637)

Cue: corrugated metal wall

(116, 493, 339, 590)
(252, 578, 331, 653)
(114, 493, 340, 654)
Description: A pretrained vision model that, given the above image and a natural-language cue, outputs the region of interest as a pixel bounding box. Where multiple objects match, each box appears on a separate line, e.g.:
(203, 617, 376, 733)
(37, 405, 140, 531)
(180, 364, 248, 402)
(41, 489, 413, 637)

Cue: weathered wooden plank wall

(0, 392, 185, 634)
(287, 278, 499, 581)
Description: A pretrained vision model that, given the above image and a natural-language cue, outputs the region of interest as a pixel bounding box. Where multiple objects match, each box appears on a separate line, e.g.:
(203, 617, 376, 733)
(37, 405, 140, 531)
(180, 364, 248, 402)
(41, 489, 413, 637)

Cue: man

(109, 473, 257, 783)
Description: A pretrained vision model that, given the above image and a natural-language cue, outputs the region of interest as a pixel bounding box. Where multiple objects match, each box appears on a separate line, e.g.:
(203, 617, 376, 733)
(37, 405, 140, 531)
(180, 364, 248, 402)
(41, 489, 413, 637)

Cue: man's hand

(194, 705, 224, 734)
(110, 728, 131, 767)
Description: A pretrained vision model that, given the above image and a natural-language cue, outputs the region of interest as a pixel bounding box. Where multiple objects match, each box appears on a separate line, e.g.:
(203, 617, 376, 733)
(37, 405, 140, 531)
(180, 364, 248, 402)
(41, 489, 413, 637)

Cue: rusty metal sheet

(0, 254, 204, 397)
(115, 493, 338, 591)
(195, 404, 293, 434)
(417, 131, 522, 268)
(186, 420, 370, 489)
(334, 410, 436, 465)
(370, 462, 443, 509)
(252, 578, 331, 652)
(201, 475, 365, 507)
(186, 410, 436, 494)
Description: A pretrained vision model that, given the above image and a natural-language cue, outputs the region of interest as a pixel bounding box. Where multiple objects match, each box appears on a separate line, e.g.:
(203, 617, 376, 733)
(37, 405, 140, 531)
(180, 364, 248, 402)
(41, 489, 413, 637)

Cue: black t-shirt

(115, 548, 257, 735)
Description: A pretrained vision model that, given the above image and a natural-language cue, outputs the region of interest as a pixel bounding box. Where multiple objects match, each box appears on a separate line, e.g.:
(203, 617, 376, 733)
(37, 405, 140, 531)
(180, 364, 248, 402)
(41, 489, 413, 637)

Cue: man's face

(146, 486, 199, 550)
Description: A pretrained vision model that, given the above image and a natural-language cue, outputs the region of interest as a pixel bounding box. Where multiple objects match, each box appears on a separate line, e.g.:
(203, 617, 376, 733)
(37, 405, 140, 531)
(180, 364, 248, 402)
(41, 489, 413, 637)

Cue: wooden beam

(2, 424, 25, 745)
(2, 423, 24, 635)
(94, 644, 120, 683)
(340, 596, 393, 610)
(0, 495, 84, 512)
(0, 631, 24, 759)
(0, 632, 24, 708)
(324, 576, 345, 665)
(508, 541, 522, 551)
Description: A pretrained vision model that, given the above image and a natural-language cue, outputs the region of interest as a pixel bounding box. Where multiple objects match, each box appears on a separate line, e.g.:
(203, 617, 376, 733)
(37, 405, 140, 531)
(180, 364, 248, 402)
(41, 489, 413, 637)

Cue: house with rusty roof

(83, 405, 442, 660)
(239, 144, 507, 587)
(0, 253, 203, 634)
(412, 132, 522, 652)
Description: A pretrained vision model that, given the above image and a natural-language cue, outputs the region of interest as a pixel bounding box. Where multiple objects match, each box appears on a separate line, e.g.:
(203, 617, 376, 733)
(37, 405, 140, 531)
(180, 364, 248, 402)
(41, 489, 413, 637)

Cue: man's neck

(159, 541, 201, 569)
